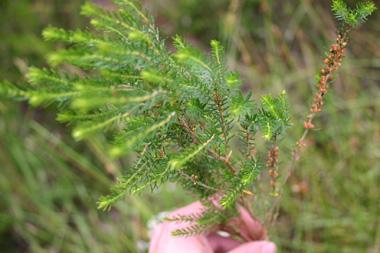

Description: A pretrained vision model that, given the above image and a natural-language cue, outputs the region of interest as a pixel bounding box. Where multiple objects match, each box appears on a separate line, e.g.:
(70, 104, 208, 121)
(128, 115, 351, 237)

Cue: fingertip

(207, 233, 242, 252)
(227, 241, 276, 253)
(262, 242, 276, 253)
(233, 206, 264, 240)
(167, 201, 203, 217)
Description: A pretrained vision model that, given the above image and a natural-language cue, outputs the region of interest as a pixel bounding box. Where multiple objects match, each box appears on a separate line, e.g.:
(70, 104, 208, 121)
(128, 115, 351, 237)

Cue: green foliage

(169, 135, 215, 170)
(258, 91, 291, 140)
(230, 91, 255, 117)
(220, 158, 263, 208)
(165, 200, 236, 237)
(332, 0, 376, 27)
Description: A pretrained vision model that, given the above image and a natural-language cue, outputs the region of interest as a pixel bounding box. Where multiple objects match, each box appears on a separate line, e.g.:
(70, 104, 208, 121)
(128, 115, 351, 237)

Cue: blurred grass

(1, 0, 380, 252)
(0, 103, 194, 252)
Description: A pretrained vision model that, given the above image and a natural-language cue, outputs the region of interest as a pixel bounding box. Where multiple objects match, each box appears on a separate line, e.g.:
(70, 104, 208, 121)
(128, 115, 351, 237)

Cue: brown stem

(177, 170, 219, 191)
(267, 27, 351, 230)
(213, 80, 229, 156)
(177, 116, 237, 173)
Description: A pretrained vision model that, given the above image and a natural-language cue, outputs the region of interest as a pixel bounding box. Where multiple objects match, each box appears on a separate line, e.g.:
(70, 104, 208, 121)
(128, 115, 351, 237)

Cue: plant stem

(177, 170, 219, 191)
(177, 116, 237, 173)
(266, 25, 351, 230)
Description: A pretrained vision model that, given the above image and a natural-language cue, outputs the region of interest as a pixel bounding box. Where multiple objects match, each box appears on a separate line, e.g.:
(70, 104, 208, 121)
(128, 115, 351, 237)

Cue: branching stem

(177, 116, 237, 173)
(177, 170, 219, 191)
(266, 27, 351, 230)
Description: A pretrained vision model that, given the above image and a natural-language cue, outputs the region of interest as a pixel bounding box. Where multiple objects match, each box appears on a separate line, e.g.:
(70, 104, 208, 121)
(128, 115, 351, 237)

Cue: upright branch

(266, 134, 279, 191)
(266, 0, 376, 228)
(295, 26, 349, 159)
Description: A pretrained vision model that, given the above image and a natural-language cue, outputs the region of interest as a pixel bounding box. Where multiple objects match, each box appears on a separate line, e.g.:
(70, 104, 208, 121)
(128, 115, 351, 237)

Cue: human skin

(149, 200, 276, 253)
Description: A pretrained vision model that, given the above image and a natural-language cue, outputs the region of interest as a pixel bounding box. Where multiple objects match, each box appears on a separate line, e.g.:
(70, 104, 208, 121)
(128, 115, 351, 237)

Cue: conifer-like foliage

(332, 0, 376, 26)
(0, 0, 375, 239)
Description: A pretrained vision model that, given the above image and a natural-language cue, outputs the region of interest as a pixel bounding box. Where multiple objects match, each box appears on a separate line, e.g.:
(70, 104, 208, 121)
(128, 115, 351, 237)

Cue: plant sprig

(0, 0, 375, 240)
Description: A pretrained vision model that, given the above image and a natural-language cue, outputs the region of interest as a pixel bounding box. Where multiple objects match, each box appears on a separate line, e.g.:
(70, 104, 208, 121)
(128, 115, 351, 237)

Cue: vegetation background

(0, 0, 379, 252)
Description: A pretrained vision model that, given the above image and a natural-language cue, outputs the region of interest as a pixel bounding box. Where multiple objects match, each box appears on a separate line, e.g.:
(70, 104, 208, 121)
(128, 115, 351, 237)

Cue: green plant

(0, 0, 375, 241)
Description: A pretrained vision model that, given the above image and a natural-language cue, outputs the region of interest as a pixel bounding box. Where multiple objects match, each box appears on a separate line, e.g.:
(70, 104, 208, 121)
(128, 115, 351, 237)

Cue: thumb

(227, 240, 276, 253)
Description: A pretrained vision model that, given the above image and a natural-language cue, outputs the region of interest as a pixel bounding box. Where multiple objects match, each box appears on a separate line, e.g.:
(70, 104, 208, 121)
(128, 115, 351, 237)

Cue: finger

(149, 201, 214, 253)
(206, 233, 243, 252)
(168, 200, 204, 220)
(201, 195, 265, 240)
(149, 222, 213, 253)
(236, 206, 266, 240)
(220, 206, 265, 241)
(149, 222, 164, 252)
(227, 241, 276, 253)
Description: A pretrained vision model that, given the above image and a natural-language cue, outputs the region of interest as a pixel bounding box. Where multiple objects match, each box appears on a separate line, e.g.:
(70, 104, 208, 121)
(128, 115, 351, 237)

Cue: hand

(149, 200, 276, 253)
